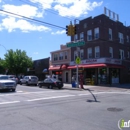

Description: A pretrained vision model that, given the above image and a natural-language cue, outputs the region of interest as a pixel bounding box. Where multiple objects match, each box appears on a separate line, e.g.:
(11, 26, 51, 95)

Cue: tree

(0, 58, 5, 74)
(4, 49, 33, 75)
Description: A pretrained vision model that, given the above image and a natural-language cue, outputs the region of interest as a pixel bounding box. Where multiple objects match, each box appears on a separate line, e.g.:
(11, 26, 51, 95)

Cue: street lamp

(0, 44, 7, 53)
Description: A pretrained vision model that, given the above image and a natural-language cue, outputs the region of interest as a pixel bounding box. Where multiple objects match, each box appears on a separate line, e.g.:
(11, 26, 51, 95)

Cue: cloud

(0, 16, 51, 32)
(53, 0, 103, 17)
(51, 30, 65, 35)
(33, 52, 39, 55)
(2, 4, 43, 18)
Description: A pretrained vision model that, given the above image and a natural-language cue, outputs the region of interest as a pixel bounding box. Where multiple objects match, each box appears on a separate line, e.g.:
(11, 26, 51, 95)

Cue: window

(74, 34, 78, 40)
(74, 51, 78, 60)
(84, 23, 87, 28)
(80, 49, 84, 60)
(54, 54, 58, 61)
(64, 51, 68, 59)
(109, 28, 112, 40)
(127, 35, 129, 43)
(87, 48, 92, 59)
(87, 30, 92, 41)
(118, 32, 124, 44)
(59, 52, 64, 60)
(80, 32, 84, 40)
(109, 47, 113, 58)
(94, 27, 99, 39)
(119, 49, 124, 59)
(127, 51, 130, 58)
(95, 46, 100, 58)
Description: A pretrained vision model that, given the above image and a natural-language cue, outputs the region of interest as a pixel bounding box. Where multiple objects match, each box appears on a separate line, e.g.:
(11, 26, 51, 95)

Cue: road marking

(0, 90, 69, 97)
(27, 95, 76, 102)
(0, 101, 20, 105)
(17, 91, 23, 93)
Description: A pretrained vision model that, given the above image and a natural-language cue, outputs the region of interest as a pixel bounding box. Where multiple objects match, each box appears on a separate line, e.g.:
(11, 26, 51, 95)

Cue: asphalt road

(0, 84, 130, 130)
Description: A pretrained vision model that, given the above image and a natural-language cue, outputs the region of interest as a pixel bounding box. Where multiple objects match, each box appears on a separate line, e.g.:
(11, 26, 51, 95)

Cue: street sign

(75, 57, 81, 64)
(67, 41, 85, 48)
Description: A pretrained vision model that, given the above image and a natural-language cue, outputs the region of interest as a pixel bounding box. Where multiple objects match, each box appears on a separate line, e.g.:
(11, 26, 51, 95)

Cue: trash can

(72, 81, 76, 88)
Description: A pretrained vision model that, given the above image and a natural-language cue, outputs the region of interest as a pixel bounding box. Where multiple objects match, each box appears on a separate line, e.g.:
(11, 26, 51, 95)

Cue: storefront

(68, 58, 124, 85)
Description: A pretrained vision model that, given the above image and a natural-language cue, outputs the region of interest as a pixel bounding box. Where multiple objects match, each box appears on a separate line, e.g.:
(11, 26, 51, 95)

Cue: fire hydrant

(79, 74, 84, 89)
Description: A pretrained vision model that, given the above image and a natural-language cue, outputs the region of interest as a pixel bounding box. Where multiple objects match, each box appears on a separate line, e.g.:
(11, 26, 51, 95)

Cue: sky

(0, 0, 130, 61)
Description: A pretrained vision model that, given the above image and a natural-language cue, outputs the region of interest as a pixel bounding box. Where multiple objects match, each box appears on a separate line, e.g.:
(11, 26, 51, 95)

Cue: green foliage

(4, 49, 33, 75)
(0, 58, 5, 74)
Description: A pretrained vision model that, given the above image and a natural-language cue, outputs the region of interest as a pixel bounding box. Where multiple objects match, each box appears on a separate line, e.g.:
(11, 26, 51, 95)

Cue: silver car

(0, 75, 17, 91)
(20, 76, 38, 86)
(7, 75, 18, 84)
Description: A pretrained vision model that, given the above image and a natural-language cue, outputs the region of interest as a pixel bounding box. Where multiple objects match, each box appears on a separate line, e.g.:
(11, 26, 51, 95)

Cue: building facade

(49, 45, 71, 83)
(68, 14, 130, 84)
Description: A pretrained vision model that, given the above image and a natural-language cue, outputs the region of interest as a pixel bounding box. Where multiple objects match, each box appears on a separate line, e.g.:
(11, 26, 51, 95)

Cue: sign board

(75, 57, 81, 64)
(70, 58, 122, 65)
(67, 41, 85, 48)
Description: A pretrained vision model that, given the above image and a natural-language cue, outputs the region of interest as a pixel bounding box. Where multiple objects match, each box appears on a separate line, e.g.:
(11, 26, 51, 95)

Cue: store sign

(70, 58, 122, 65)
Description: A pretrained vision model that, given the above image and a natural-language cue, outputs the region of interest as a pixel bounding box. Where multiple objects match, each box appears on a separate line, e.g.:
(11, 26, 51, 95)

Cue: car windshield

(51, 78, 61, 82)
(0, 76, 9, 80)
(31, 77, 37, 80)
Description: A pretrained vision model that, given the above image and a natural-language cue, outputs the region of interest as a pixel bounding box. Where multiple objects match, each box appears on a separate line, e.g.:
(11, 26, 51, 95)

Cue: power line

(0, 9, 66, 29)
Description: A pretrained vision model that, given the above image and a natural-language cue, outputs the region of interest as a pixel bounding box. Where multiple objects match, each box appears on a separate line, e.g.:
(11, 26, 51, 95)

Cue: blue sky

(0, 0, 130, 61)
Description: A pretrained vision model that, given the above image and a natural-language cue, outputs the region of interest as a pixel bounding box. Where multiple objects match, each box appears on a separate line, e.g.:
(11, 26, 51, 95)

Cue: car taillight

(54, 82, 57, 85)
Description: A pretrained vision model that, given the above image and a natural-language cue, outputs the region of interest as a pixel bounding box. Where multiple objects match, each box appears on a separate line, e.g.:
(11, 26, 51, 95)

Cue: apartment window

(94, 27, 99, 39)
(127, 51, 130, 58)
(80, 49, 84, 60)
(87, 30, 92, 41)
(59, 52, 64, 60)
(127, 35, 129, 43)
(74, 51, 78, 60)
(74, 34, 78, 40)
(54, 54, 58, 61)
(118, 32, 124, 44)
(80, 32, 84, 40)
(84, 23, 87, 28)
(109, 47, 113, 58)
(119, 49, 124, 59)
(64, 51, 68, 59)
(95, 46, 100, 58)
(109, 28, 112, 40)
(87, 48, 92, 59)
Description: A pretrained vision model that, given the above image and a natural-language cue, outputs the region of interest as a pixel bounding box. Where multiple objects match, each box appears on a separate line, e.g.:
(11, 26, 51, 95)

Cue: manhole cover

(107, 107, 123, 112)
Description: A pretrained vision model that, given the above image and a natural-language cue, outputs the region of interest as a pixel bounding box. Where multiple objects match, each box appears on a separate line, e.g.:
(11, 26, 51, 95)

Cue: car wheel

(49, 85, 53, 89)
(58, 86, 61, 89)
(35, 84, 37, 86)
(38, 84, 42, 88)
(12, 89, 15, 92)
(26, 82, 29, 86)
(20, 82, 22, 85)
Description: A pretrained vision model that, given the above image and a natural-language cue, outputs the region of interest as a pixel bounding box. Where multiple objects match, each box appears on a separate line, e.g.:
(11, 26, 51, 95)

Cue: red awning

(49, 66, 60, 70)
(61, 64, 68, 69)
(67, 64, 125, 69)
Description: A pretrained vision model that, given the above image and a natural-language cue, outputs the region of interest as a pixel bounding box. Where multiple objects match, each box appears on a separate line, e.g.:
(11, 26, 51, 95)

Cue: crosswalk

(0, 90, 130, 106)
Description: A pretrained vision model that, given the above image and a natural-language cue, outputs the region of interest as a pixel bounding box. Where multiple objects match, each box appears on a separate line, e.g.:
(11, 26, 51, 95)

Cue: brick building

(68, 14, 130, 84)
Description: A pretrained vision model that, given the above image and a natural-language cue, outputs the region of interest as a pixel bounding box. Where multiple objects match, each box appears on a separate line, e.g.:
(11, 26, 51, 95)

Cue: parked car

(0, 75, 17, 91)
(7, 75, 18, 84)
(20, 75, 38, 86)
(38, 78, 63, 89)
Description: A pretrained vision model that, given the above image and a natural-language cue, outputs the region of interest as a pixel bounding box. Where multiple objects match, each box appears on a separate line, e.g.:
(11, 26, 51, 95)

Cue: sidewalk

(63, 83, 130, 90)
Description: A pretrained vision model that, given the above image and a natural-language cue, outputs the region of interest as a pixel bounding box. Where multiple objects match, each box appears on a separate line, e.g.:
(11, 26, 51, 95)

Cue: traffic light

(70, 25, 77, 36)
(66, 25, 72, 36)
